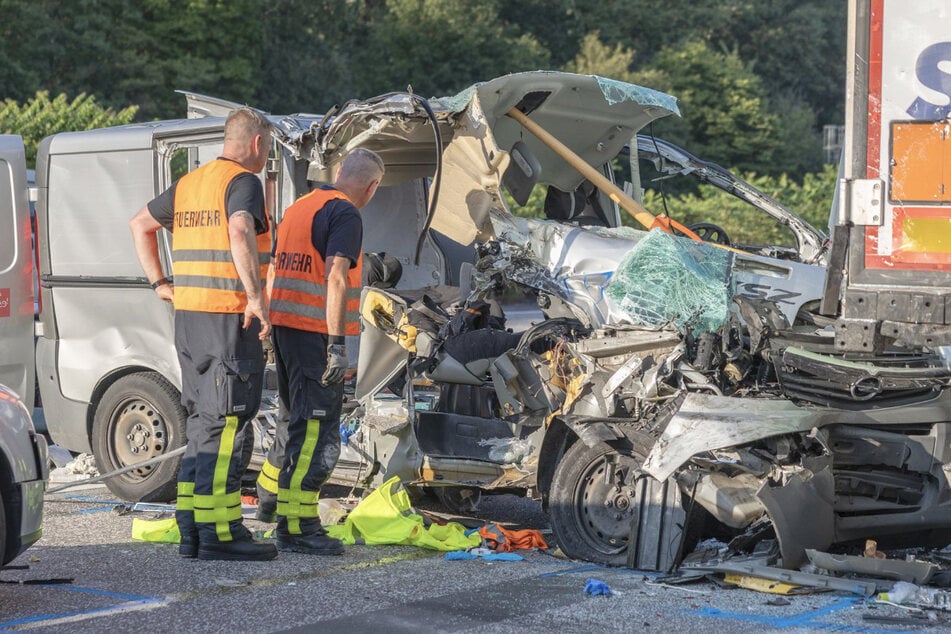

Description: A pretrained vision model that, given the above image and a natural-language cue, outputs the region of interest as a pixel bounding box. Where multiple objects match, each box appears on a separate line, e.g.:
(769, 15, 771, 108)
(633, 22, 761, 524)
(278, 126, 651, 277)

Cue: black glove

(322, 343, 347, 385)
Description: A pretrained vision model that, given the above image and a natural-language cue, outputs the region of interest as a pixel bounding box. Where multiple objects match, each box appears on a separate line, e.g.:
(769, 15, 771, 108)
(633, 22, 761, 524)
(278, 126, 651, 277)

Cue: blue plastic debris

(445, 550, 524, 562)
(584, 578, 613, 596)
(482, 552, 524, 562)
(339, 422, 357, 445)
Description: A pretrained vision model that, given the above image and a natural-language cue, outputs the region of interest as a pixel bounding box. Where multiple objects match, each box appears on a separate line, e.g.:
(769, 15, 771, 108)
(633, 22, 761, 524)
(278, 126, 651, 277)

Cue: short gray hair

(338, 148, 385, 185)
(224, 107, 271, 144)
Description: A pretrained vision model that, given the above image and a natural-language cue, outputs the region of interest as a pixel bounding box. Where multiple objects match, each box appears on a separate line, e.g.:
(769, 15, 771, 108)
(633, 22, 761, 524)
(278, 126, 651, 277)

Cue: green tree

(133, 0, 263, 119)
(563, 32, 637, 82)
(359, 0, 550, 99)
(634, 40, 785, 175)
(636, 163, 837, 245)
(0, 0, 263, 120)
(702, 0, 847, 127)
(253, 0, 370, 114)
(0, 91, 138, 166)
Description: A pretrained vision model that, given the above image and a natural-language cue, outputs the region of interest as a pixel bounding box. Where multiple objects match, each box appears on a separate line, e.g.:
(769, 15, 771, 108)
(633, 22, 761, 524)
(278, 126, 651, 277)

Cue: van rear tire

(92, 372, 186, 502)
(0, 487, 9, 565)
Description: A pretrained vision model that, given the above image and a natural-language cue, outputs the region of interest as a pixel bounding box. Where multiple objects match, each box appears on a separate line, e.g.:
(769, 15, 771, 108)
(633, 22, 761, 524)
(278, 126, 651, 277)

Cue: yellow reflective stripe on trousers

(177, 481, 195, 511)
(256, 458, 280, 494)
(277, 418, 321, 534)
(193, 415, 242, 541)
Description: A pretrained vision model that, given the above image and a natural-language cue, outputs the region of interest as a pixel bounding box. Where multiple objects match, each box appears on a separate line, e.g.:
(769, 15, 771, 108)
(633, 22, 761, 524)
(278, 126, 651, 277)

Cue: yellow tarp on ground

(326, 476, 481, 552)
(131, 517, 181, 544)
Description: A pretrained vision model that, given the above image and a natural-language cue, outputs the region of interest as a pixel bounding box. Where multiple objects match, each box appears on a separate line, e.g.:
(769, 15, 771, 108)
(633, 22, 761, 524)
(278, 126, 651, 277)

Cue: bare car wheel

(688, 222, 732, 245)
(92, 372, 186, 502)
(548, 436, 650, 566)
(433, 486, 482, 514)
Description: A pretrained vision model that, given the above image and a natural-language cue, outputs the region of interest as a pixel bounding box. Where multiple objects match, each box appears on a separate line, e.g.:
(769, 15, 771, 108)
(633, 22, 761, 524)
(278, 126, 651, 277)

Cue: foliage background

(0, 0, 845, 235)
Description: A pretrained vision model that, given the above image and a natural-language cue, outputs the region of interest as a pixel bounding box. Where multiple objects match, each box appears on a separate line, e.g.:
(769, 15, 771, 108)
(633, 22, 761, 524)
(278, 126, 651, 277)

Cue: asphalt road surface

(1, 484, 948, 633)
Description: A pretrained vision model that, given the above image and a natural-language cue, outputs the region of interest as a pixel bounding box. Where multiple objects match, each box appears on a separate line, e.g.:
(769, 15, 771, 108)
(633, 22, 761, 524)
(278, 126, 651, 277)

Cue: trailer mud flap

(625, 474, 685, 572)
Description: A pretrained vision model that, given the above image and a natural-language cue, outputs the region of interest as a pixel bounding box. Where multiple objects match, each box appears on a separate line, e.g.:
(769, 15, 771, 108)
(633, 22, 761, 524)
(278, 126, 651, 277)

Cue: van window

(170, 148, 191, 182)
(0, 159, 15, 271)
(46, 149, 154, 277)
(164, 143, 223, 186)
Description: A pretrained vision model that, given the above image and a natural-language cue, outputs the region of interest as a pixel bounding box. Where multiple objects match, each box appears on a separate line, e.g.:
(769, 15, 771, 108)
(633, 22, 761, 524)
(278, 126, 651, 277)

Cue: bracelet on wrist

(150, 276, 173, 290)
(328, 335, 345, 345)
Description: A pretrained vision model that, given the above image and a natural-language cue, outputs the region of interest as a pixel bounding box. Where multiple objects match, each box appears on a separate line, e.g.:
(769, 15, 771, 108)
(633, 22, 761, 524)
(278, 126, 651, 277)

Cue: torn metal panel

(805, 549, 938, 584)
(557, 416, 627, 449)
(429, 72, 678, 244)
(484, 459, 538, 489)
(508, 217, 651, 327)
(430, 94, 509, 245)
(756, 466, 835, 569)
(571, 327, 682, 361)
(178, 90, 248, 119)
(626, 474, 686, 572)
(436, 71, 679, 194)
(682, 561, 877, 597)
(418, 455, 504, 487)
(302, 91, 454, 185)
(642, 394, 824, 481)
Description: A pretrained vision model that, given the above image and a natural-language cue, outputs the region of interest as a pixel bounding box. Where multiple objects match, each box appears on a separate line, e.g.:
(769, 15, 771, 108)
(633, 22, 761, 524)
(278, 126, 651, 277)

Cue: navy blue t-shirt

(309, 186, 363, 268)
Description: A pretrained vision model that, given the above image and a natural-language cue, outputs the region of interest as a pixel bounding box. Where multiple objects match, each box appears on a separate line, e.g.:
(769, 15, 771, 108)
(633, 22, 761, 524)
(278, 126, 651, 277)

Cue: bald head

(335, 149, 385, 209)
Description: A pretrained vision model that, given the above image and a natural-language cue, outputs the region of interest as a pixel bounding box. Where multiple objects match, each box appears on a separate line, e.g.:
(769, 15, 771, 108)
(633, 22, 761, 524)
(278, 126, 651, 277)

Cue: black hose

(413, 94, 443, 266)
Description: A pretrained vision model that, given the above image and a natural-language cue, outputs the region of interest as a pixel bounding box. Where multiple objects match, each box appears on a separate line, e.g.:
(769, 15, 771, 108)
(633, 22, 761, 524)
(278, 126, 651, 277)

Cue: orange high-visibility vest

(269, 188, 363, 334)
(171, 160, 271, 313)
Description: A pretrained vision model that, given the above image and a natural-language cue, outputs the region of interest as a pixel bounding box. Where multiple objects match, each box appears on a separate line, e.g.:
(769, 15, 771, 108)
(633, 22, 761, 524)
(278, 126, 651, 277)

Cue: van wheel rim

(111, 398, 168, 478)
(575, 452, 639, 556)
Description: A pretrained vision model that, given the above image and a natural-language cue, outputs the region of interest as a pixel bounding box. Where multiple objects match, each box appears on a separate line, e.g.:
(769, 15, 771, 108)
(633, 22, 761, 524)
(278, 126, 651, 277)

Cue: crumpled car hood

(180, 73, 680, 244)
(311, 71, 680, 244)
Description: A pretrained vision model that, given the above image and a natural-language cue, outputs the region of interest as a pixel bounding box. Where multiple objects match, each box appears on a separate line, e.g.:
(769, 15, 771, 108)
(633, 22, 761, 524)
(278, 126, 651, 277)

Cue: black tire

(548, 432, 654, 566)
(0, 486, 8, 565)
(433, 486, 482, 514)
(92, 372, 186, 502)
(687, 221, 732, 245)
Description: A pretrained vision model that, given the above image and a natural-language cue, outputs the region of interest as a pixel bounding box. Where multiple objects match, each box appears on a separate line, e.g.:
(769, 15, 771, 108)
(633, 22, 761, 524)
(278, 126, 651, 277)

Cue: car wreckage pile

(341, 215, 951, 575)
(282, 71, 951, 578)
(192, 70, 947, 581)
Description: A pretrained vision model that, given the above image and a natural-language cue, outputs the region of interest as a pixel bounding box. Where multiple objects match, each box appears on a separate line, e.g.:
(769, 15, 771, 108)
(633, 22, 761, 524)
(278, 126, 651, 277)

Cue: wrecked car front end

(289, 71, 951, 570)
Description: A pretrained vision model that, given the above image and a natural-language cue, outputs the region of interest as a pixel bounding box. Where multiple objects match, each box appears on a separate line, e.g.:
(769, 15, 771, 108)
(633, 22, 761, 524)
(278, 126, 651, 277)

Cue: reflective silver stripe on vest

(271, 277, 362, 301)
(269, 298, 328, 321)
(271, 276, 326, 296)
(174, 274, 244, 292)
(173, 249, 270, 265)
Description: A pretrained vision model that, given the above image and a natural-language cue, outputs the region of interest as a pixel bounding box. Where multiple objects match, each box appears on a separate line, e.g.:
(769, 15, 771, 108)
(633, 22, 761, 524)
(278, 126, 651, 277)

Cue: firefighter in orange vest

(129, 108, 277, 562)
(256, 148, 384, 554)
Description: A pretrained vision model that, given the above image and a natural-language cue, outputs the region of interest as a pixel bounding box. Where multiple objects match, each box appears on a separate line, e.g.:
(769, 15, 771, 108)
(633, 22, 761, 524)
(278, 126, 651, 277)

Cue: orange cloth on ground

(478, 523, 548, 552)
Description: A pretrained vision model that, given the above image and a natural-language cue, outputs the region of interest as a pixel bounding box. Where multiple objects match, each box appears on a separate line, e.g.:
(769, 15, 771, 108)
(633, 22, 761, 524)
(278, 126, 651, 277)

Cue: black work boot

(276, 526, 344, 556)
(197, 523, 277, 561)
(197, 538, 278, 561)
(179, 536, 199, 559)
(176, 515, 198, 558)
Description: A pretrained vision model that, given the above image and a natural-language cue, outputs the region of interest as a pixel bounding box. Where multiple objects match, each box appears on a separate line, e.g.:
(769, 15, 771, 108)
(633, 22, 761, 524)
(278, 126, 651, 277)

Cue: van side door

(0, 135, 35, 406)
